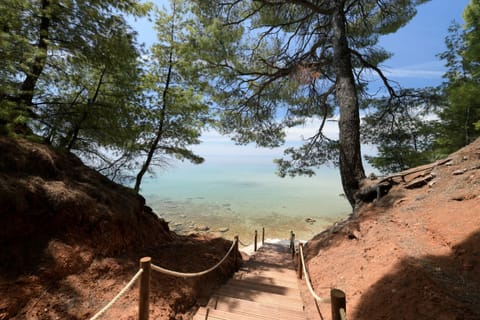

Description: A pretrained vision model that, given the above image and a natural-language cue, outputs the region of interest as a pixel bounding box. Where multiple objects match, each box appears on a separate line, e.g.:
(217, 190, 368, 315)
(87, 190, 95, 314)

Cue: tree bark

(134, 3, 180, 193)
(133, 49, 172, 193)
(331, 2, 365, 208)
(19, 0, 51, 109)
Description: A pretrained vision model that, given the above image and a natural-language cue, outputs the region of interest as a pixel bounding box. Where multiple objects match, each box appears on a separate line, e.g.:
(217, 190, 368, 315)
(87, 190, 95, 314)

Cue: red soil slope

(0, 137, 239, 320)
(303, 138, 480, 319)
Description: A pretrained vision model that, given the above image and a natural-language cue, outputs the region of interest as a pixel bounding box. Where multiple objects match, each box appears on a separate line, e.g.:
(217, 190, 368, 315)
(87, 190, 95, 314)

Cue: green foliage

(362, 89, 440, 174)
(435, 80, 480, 156)
(364, 0, 480, 174)
(435, 0, 480, 155)
(38, 20, 143, 152)
(190, 0, 428, 179)
(463, 0, 480, 79)
(275, 138, 339, 177)
(131, 0, 211, 191)
(0, 0, 211, 187)
(0, 0, 151, 132)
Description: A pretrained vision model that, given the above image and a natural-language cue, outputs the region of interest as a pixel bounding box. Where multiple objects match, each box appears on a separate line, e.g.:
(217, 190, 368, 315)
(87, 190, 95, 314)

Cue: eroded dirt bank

(303, 138, 480, 319)
(0, 137, 240, 320)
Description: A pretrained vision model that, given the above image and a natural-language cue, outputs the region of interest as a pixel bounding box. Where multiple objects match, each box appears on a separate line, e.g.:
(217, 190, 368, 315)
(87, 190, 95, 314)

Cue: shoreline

(161, 210, 347, 247)
(237, 237, 305, 255)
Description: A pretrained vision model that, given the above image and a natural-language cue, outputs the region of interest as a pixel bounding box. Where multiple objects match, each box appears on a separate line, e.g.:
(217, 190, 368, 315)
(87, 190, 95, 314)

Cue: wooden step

(244, 263, 297, 275)
(194, 242, 306, 320)
(226, 279, 301, 298)
(216, 287, 303, 310)
(240, 268, 298, 279)
(208, 295, 306, 319)
(194, 307, 270, 320)
(234, 274, 298, 289)
(194, 306, 305, 320)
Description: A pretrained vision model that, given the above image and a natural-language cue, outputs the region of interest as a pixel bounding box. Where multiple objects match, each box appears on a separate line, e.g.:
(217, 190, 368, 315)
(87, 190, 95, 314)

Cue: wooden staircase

(194, 243, 306, 320)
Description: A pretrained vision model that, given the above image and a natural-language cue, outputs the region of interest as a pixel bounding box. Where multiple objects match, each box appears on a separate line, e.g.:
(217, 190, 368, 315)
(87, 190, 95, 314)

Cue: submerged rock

(195, 225, 210, 232)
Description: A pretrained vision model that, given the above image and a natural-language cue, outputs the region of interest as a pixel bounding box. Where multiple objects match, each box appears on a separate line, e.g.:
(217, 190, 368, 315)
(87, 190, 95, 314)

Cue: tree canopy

(358, 0, 480, 174)
(2, 0, 476, 201)
(435, 0, 480, 155)
(132, 0, 210, 192)
(0, 0, 211, 191)
(190, 0, 429, 208)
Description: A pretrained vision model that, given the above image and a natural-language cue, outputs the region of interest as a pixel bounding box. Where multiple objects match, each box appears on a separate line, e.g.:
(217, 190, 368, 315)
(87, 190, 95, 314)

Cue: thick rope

(89, 268, 143, 320)
(238, 239, 252, 247)
(299, 244, 330, 303)
(151, 239, 237, 278)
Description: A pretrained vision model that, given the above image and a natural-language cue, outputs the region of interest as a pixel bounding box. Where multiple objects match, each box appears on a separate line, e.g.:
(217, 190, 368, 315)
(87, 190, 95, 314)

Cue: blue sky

(130, 0, 471, 166)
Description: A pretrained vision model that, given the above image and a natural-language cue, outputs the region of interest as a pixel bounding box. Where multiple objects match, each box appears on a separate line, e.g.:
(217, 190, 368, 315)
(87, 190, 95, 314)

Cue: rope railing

(298, 244, 330, 303)
(295, 237, 347, 320)
(89, 268, 144, 320)
(89, 237, 238, 320)
(236, 228, 265, 251)
(151, 238, 237, 278)
(238, 239, 252, 247)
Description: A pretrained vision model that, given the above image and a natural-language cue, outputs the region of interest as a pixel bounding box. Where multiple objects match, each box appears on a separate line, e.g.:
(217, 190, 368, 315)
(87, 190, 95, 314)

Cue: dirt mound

(303, 138, 480, 319)
(0, 137, 240, 319)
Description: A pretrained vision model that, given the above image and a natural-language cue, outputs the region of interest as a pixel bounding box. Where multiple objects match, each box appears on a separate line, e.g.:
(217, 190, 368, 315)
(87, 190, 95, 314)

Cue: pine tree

(0, 0, 150, 135)
(436, 0, 480, 155)
(191, 0, 430, 208)
(132, 0, 211, 192)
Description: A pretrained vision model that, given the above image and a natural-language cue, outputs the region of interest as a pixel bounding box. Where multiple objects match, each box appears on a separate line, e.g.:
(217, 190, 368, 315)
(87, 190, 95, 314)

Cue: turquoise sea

(141, 160, 351, 243)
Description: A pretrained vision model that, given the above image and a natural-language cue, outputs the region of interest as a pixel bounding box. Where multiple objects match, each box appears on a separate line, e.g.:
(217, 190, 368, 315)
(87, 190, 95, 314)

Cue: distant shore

(156, 207, 347, 247)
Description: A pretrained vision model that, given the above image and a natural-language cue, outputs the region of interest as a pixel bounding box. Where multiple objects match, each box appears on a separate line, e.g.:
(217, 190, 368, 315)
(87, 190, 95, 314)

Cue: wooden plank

(246, 262, 297, 273)
(242, 270, 298, 282)
(213, 296, 306, 319)
(195, 307, 270, 320)
(196, 307, 305, 320)
(209, 296, 306, 319)
(195, 242, 308, 320)
(239, 266, 298, 277)
(226, 279, 301, 298)
(216, 287, 303, 309)
(234, 274, 299, 289)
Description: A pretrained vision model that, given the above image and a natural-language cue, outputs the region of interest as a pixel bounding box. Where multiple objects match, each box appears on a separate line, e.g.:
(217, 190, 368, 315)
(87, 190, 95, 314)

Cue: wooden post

(289, 230, 294, 249)
(297, 243, 303, 279)
(233, 236, 239, 268)
(291, 233, 295, 259)
(139, 257, 151, 320)
(254, 230, 258, 252)
(331, 288, 346, 320)
(262, 227, 265, 245)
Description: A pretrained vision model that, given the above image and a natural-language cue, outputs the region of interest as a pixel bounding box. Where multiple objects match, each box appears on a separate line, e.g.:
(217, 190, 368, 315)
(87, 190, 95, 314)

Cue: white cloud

(192, 117, 341, 165)
(383, 68, 444, 79)
(381, 61, 445, 79)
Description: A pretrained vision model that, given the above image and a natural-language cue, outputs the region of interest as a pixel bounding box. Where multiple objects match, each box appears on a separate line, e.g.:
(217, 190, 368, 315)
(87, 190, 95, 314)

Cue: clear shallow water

(141, 162, 351, 242)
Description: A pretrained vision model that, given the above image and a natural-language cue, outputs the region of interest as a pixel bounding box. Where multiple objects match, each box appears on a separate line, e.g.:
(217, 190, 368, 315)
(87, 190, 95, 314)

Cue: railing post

(291, 233, 295, 259)
(233, 235, 239, 268)
(297, 243, 303, 279)
(139, 257, 151, 320)
(254, 230, 258, 252)
(331, 288, 346, 320)
(262, 227, 265, 246)
(289, 230, 294, 249)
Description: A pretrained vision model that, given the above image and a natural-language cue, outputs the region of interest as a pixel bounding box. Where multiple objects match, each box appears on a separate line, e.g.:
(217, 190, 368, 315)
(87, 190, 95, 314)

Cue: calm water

(141, 162, 351, 242)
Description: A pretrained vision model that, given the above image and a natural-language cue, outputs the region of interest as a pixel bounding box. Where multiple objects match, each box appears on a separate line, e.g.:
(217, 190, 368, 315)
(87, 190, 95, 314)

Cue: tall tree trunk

(332, 3, 365, 209)
(66, 68, 106, 151)
(133, 51, 172, 193)
(19, 0, 50, 109)
(134, 2, 178, 193)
